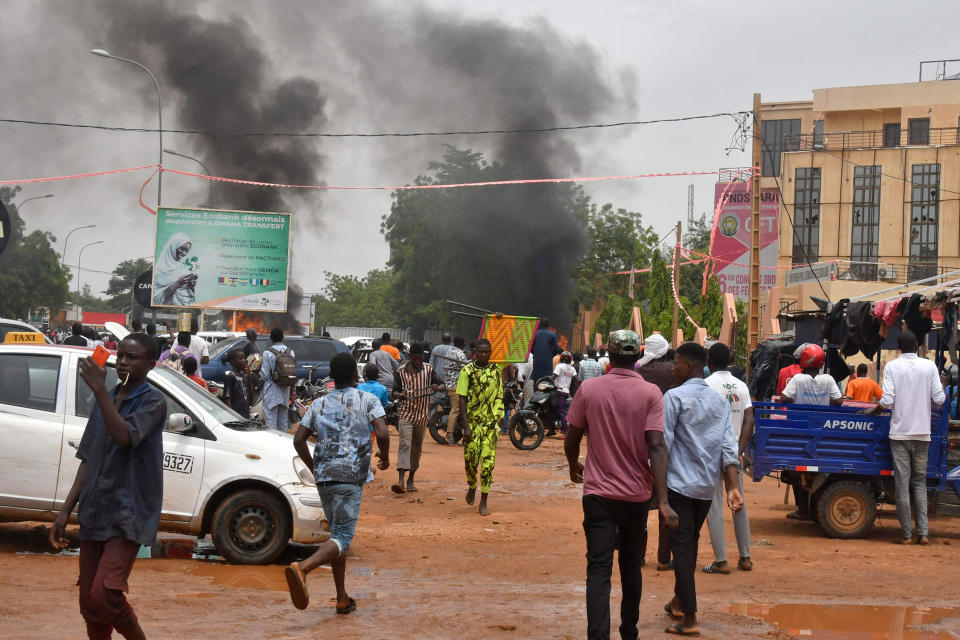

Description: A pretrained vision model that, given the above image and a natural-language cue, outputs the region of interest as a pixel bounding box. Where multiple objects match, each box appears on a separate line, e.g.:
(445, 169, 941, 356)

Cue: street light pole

(90, 49, 162, 211)
(77, 240, 104, 297)
(14, 193, 54, 212)
(163, 148, 214, 208)
(62, 224, 96, 268)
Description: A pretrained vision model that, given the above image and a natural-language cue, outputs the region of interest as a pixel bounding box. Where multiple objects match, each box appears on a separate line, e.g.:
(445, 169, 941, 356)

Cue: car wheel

(211, 488, 290, 564)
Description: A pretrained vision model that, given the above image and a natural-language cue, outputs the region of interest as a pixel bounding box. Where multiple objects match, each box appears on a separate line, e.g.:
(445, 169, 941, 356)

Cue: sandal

(390, 484, 406, 494)
(665, 622, 701, 636)
(664, 603, 682, 620)
(738, 557, 753, 571)
(657, 561, 673, 571)
(284, 562, 309, 610)
(335, 597, 357, 615)
(702, 561, 730, 574)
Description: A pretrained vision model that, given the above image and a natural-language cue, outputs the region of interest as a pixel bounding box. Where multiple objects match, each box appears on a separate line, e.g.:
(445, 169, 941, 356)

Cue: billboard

(153, 207, 291, 311)
(711, 183, 779, 300)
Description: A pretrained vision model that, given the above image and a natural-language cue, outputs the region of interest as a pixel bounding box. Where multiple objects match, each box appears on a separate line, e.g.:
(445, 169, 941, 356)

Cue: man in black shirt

(63, 322, 89, 347)
(241, 328, 259, 358)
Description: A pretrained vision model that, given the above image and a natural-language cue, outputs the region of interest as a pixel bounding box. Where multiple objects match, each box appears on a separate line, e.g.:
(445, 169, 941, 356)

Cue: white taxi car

(0, 343, 326, 564)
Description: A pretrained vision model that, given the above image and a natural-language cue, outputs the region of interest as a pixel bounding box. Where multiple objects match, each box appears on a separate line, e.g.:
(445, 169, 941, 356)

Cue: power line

(0, 111, 749, 139)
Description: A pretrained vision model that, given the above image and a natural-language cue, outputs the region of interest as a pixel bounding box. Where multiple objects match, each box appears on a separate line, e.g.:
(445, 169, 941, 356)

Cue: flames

(231, 312, 277, 334)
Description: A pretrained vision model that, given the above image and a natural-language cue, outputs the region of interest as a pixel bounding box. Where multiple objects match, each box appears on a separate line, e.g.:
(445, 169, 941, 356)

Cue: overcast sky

(5, 0, 960, 299)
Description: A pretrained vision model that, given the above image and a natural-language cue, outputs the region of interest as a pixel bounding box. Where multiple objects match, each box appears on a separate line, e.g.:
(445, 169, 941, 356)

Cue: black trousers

(582, 494, 649, 640)
(639, 490, 672, 566)
(668, 489, 712, 614)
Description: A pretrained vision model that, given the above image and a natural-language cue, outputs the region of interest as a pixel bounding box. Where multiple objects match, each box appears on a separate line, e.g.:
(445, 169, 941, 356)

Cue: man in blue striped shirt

(662, 342, 743, 637)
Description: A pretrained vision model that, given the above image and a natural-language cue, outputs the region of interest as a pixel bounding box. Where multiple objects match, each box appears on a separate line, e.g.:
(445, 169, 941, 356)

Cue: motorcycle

(508, 376, 559, 450)
(427, 392, 458, 444)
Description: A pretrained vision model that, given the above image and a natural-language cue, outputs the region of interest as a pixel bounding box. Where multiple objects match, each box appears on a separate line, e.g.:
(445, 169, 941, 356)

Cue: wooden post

(748, 93, 763, 352)
(671, 221, 682, 346)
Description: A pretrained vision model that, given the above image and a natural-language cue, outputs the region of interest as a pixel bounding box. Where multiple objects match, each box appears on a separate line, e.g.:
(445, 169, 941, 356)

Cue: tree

(382, 146, 588, 333)
(104, 257, 153, 315)
(314, 269, 399, 327)
(69, 284, 113, 313)
(0, 187, 70, 320)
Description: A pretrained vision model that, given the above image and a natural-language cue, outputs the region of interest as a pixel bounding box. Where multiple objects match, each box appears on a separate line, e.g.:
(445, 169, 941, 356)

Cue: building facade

(761, 79, 960, 311)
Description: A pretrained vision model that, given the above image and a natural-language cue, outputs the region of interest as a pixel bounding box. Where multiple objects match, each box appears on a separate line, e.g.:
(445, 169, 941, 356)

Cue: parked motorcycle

(507, 376, 559, 450)
(427, 392, 458, 444)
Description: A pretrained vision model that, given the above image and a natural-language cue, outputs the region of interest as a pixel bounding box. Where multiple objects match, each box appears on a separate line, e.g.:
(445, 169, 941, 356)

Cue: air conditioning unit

(877, 264, 897, 281)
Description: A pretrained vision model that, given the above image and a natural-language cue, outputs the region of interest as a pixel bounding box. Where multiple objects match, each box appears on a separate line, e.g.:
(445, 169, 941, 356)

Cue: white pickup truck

(0, 344, 327, 564)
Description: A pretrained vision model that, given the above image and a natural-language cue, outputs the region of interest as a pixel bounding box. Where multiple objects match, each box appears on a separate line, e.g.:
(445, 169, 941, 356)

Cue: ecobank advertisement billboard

(152, 207, 291, 311)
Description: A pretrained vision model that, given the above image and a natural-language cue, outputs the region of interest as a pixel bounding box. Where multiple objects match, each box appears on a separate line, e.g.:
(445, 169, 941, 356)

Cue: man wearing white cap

(636, 332, 677, 571)
(636, 334, 674, 395)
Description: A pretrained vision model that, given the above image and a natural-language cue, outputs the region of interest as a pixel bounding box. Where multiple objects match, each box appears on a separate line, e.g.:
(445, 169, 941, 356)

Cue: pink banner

(712, 182, 779, 300)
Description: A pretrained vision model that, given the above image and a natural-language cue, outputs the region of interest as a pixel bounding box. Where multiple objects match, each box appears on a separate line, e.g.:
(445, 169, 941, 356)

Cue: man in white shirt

(780, 344, 842, 406)
(868, 330, 946, 545)
(703, 343, 754, 574)
(187, 318, 210, 365)
(553, 352, 577, 434)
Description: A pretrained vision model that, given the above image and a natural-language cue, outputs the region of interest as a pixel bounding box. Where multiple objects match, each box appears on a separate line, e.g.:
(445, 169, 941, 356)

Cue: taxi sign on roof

(3, 332, 46, 344)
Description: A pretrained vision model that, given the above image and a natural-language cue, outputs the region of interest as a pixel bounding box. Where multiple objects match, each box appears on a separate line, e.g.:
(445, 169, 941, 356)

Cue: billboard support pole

(748, 93, 763, 354)
(671, 220, 681, 346)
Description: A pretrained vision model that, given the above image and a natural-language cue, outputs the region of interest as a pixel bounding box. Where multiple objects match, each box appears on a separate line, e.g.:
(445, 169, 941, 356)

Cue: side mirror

(168, 413, 194, 434)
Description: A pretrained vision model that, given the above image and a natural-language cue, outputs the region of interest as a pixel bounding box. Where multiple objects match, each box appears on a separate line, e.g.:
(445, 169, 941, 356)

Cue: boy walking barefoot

(49, 334, 167, 640)
(286, 353, 390, 614)
(458, 338, 513, 516)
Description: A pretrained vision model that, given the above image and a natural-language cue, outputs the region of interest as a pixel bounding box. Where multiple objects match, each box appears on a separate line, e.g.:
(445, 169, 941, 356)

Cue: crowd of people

(42, 316, 952, 640)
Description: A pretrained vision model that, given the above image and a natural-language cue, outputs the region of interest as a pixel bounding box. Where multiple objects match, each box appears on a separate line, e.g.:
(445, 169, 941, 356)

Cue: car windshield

(151, 366, 246, 426)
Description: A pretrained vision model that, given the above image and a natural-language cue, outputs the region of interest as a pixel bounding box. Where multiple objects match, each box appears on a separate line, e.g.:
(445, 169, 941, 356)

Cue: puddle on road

(728, 603, 959, 639)
(187, 563, 376, 592)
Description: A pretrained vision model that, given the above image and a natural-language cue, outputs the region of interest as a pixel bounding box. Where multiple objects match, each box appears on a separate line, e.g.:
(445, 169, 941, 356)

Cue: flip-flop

(664, 603, 682, 620)
(336, 597, 357, 615)
(738, 558, 753, 571)
(657, 561, 673, 571)
(406, 485, 418, 493)
(702, 561, 730, 574)
(665, 622, 701, 636)
(391, 484, 406, 494)
(284, 563, 309, 610)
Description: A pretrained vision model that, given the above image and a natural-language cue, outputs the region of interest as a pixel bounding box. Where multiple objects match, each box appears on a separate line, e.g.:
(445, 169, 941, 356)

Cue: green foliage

(695, 275, 723, 338)
(734, 298, 748, 364)
(69, 284, 112, 313)
(678, 213, 712, 303)
(0, 187, 70, 319)
(104, 257, 153, 313)
(314, 269, 399, 327)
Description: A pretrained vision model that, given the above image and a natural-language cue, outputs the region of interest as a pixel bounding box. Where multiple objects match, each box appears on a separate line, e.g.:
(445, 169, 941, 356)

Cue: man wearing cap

(635, 332, 677, 571)
(636, 334, 674, 395)
(565, 330, 676, 640)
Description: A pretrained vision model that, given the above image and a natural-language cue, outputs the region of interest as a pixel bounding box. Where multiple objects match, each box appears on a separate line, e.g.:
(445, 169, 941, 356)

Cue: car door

(0, 350, 66, 512)
(59, 358, 206, 523)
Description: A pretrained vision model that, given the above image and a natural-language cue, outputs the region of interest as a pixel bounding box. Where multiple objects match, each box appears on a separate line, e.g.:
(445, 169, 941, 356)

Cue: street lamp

(14, 193, 54, 212)
(90, 49, 163, 211)
(77, 240, 104, 297)
(164, 148, 214, 208)
(62, 224, 96, 268)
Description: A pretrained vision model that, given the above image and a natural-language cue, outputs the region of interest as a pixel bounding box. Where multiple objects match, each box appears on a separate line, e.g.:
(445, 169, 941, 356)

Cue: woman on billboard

(154, 232, 198, 306)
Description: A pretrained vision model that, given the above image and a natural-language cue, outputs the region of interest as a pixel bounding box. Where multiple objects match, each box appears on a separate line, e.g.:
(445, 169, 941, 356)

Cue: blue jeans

(316, 482, 363, 556)
(890, 439, 929, 538)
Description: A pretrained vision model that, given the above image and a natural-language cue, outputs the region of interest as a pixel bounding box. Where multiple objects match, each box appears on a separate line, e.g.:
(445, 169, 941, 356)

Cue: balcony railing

(833, 260, 953, 284)
(787, 127, 960, 152)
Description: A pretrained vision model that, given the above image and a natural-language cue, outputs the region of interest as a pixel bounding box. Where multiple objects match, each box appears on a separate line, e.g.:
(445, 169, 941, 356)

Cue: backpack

(161, 346, 191, 375)
(269, 346, 298, 386)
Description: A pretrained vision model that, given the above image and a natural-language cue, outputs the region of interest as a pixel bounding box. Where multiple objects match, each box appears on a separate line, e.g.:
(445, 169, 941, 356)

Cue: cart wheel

(817, 481, 876, 539)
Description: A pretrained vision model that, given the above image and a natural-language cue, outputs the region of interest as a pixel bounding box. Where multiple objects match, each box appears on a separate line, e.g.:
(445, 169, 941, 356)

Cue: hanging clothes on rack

(822, 299, 849, 347)
(902, 293, 932, 344)
(846, 301, 884, 359)
(941, 301, 959, 365)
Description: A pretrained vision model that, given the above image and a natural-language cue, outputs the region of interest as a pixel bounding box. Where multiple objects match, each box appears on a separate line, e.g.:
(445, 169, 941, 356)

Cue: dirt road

(2, 434, 959, 639)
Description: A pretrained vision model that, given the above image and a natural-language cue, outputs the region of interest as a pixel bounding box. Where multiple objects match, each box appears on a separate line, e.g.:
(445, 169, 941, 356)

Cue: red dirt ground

(1, 433, 959, 639)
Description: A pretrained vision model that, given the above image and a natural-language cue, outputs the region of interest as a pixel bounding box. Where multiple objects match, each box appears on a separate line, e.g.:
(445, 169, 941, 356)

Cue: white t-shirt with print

(782, 373, 841, 406)
(705, 370, 753, 439)
(553, 362, 577, 394)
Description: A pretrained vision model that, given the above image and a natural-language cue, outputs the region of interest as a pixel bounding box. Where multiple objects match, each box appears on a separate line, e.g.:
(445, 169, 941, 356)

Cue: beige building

(762, 77, 960, 312)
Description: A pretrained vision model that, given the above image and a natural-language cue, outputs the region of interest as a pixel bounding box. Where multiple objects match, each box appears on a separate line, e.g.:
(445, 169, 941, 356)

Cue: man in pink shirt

(565, 330, 677, 640)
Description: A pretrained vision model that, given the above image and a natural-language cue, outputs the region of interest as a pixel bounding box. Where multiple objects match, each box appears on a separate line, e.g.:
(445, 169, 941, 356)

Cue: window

(850, 166, 881, 280)
(761, 118, 802, 177)
(813, 119, 825, 150)
(908, 118, 930, 145)
(909, 163, 940, 281)
(76, 365, 119, 418)
(883, 123, 901, 148)
(292, 340, 338, 362)
(792, 168, 821, 264)
(0, 354, 60, 412)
